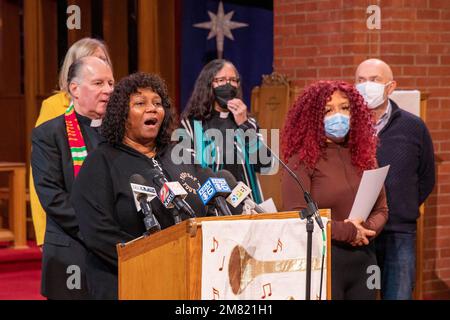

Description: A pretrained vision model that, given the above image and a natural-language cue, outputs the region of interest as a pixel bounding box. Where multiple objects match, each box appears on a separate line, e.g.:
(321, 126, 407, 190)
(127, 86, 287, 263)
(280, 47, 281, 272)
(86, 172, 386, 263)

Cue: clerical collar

(219, 111, 229, 119)
(76, 112, 102, 127)
(90, 118, 102, 127)
(213, 108, 230, 119)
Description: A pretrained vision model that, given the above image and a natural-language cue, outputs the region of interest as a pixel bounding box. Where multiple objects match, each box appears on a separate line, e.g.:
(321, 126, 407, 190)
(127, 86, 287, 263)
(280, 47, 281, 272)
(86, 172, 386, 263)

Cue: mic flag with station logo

(130, 181, 157, 212)
(159, 181, 189, 209)
(226, 182, 252, 208)
(180, 0, 273, 110)
(198, 177, 232, 206)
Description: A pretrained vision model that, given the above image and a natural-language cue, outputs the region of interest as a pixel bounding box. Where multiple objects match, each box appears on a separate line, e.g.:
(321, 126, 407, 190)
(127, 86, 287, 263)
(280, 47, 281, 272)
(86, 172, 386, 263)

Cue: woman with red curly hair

(281, 80, 388, 300)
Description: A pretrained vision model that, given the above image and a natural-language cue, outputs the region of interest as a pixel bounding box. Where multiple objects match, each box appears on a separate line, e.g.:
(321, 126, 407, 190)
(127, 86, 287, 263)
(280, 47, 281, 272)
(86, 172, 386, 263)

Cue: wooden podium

(117, 211, 331, 300)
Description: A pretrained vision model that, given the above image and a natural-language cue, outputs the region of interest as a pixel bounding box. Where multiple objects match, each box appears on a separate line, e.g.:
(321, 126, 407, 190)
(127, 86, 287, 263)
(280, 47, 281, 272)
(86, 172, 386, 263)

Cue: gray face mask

(213, 83, 237, 109)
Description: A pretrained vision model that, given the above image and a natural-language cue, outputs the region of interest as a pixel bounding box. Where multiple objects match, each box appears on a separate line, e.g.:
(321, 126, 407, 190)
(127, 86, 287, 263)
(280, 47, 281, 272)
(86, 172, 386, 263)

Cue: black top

(70, 142, 208, 299)
(204, 109, 251, 181)
(377, 100, 435, 233)
(181, 109, 272, 203)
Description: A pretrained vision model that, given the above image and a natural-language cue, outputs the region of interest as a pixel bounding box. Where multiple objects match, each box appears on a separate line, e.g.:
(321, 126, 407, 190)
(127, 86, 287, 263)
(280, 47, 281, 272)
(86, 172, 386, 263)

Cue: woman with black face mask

(180, 59, 272, 208)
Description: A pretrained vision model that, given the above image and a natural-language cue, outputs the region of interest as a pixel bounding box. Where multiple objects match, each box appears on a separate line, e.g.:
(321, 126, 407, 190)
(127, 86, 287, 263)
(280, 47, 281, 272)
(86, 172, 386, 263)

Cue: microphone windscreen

(130, 173, 148, 185)
(202, 167, 216, 176)
(148, 169, 165, 187)
(197, 167, 216, 184)
(216, 169, 238, 189)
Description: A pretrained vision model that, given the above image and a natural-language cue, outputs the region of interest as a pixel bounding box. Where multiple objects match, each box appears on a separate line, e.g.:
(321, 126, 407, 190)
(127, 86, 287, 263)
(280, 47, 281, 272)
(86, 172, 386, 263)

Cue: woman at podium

(71, 72, 207, 299)
(281, 80, 388, 300)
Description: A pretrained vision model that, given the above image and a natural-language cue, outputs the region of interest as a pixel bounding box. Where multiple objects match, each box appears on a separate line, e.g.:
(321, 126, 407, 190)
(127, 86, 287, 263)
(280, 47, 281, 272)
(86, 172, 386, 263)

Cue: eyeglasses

(212, 77, 240, 86)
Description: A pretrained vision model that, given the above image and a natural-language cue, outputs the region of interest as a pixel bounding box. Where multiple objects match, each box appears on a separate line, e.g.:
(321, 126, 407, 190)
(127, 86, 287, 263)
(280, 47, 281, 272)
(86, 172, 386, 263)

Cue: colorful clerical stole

(64, 102, 88, 177)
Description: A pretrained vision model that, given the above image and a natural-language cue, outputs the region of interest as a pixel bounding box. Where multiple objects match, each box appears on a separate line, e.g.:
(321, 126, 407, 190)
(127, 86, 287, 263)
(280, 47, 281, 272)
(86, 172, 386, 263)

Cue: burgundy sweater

(281, 142, 388, 244)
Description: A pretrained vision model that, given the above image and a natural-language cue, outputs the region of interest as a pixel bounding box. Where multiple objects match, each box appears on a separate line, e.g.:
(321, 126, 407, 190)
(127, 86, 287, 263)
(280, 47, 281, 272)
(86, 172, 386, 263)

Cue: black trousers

(41, 232, 91, 300)
(331, 241, 378, 300)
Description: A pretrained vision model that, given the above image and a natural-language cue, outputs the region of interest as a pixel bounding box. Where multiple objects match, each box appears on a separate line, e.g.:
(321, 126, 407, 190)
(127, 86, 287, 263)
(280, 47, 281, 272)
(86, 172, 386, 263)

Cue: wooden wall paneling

(0, 0, 24, 164)
(67, 0, 92, 45)
(103, 0, 129, 81)
(0, 0, 22, 96)
(23, 0, 40, 166)
(23, 0, 57, 165)
(251, 73, 300, 210)
(137, 0, 176, 104)
(137, 0, 159, 74)
(157, 1, 176, 107)
(38, 0, 59, 96)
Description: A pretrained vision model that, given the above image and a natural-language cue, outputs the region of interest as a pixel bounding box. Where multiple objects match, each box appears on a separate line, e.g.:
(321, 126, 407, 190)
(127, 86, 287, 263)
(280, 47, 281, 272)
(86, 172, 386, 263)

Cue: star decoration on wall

(193, 1, 249, 59)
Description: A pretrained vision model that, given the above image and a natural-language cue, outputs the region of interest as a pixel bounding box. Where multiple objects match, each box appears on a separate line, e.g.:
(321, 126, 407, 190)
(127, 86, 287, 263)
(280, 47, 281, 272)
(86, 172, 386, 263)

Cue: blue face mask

(324, 113, 350, 139)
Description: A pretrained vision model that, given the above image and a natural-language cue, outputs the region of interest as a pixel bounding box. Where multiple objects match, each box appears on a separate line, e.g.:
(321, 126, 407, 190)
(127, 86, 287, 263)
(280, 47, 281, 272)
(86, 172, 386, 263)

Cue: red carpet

(0, 241, 45, 300)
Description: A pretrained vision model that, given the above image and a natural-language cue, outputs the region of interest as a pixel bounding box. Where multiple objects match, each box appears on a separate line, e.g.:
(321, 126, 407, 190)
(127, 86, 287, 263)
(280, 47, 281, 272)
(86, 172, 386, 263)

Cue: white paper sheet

(348, 165, 390, 221)
(258, 198, 278, 213)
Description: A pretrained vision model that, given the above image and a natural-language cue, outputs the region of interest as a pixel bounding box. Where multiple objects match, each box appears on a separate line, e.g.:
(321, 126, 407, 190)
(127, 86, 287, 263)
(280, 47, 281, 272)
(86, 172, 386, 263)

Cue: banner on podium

(201, 218, 328, 300)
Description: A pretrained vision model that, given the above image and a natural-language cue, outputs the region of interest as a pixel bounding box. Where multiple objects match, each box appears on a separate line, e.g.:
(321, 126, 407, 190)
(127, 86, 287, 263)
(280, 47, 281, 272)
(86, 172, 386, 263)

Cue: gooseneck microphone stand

(256, 134, 324, 300)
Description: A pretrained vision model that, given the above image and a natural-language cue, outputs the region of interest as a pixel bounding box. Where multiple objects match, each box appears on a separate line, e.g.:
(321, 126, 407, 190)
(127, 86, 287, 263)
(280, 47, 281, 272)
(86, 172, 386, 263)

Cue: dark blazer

(31, 112, 102, 299)
(376, 100, 435, 233)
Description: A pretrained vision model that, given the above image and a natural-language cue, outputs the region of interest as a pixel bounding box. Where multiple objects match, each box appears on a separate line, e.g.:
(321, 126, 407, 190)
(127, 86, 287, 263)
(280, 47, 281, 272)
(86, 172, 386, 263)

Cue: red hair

(282, 80, 377, 172)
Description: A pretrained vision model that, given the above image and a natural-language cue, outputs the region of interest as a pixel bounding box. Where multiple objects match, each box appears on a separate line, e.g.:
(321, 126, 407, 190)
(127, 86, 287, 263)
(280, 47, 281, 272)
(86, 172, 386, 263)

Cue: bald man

(355, 59, 435, 300)
(31, 56, 114, 299)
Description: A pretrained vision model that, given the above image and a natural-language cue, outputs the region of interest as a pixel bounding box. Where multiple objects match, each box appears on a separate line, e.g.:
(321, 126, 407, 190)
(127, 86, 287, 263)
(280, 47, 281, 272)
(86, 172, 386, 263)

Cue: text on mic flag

(226, 182, 252, 208)
(159, 181, 188, 208)
(130, 183, 157, 211)
(198, 177, 232, 205)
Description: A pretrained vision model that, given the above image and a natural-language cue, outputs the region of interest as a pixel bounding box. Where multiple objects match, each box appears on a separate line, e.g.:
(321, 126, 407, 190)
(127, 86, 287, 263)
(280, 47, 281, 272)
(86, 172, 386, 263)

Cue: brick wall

(274, 0, 450, 299)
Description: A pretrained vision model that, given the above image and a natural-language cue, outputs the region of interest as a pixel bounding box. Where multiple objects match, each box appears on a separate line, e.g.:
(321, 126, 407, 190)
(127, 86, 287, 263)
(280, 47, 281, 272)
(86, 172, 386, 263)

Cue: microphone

(197, 168, 233, 216)
(216, 169, 265, 214)
(129, 174, 161, 235)
(256, 134, 324, 229)
(196, 167, 220, 216)
(149, 169, 196, 219)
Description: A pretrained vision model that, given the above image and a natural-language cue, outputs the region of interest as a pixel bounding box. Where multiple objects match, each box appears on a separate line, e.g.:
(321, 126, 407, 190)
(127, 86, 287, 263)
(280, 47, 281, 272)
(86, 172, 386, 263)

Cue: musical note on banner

(218, 256, 225, 271)
(212, 287, 220, 300)
(261, 283, 272, 299)
(211, 237, 219, 253)
(272, 238, 283, 253)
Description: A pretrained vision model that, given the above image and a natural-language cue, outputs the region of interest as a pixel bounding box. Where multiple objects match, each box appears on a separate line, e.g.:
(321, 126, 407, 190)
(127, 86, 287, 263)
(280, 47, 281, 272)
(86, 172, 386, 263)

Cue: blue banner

(180, 0, 273, 111)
